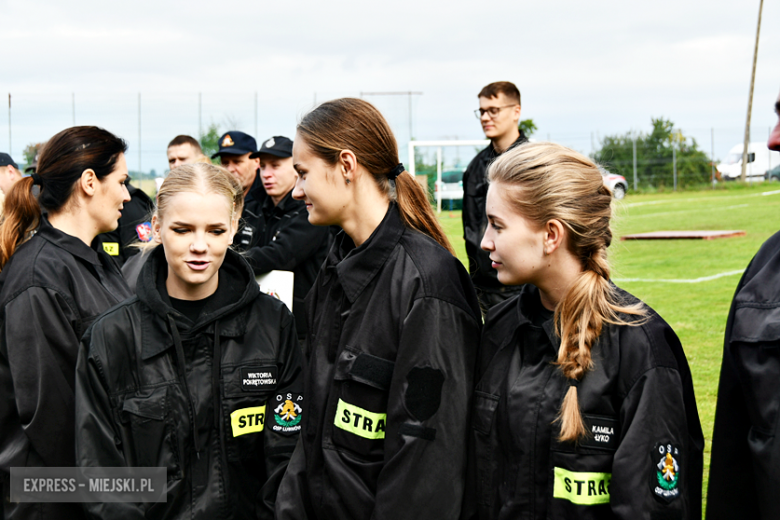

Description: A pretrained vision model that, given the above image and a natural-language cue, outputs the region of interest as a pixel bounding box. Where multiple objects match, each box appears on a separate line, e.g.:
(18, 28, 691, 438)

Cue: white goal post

(407, 140, 489, 213)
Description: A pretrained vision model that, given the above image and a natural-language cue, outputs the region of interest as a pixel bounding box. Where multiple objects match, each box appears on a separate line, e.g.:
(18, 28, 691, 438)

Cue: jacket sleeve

(1, 286, 81, 468)
(75, 326, 145, 519)
(609, 364, 701, 520)
(371, 297, 480, 520)
(258, 307, 304, 519)
(243, 210, 328, 275)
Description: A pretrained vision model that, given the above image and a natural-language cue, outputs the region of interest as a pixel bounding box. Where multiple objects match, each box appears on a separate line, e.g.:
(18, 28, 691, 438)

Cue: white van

(717, 142, 780, 181)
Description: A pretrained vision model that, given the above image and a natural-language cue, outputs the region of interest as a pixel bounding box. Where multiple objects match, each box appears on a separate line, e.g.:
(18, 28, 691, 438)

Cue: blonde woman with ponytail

(276, 98, 481, 520)
(467, 142, 703, 520)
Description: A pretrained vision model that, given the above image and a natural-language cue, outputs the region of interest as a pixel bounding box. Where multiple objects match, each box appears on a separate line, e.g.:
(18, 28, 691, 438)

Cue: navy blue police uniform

(211, 131, 266, 252)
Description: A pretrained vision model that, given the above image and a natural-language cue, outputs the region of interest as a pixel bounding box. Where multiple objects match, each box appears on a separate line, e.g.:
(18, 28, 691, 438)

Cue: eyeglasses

(474, 105, 517, 119)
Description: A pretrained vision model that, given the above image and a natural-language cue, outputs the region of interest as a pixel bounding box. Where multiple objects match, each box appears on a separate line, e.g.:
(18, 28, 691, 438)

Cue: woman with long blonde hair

(467, 142, 703, 519)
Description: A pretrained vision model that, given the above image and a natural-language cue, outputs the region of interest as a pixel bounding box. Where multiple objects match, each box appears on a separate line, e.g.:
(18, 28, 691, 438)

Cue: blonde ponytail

(488, 142, 645, 443)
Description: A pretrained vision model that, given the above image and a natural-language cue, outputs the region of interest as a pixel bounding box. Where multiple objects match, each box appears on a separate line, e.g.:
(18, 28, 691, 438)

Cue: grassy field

(436, 182, 780, 509)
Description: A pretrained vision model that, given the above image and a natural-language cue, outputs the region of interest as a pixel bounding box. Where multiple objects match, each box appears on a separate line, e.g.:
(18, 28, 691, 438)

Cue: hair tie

(31, 173, 43, 186)
(387, 163, 405, 180)
(569, 378, 580, 389)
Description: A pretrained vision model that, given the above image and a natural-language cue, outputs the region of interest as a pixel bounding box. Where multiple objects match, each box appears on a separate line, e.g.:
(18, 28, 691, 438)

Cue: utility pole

(632, 137, 637, 192)
(741, 0, 763, 181)
(138, 93, 142, 175)
(711, 127, 716, 188)
(673, 135, 677, 191)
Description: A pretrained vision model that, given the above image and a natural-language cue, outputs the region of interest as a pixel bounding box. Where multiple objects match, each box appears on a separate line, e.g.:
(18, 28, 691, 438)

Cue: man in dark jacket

(213, 131, 266, 251)
(245, 136, 329, 341)
(707, 89, 780, 520)
(462, 81, 527, 312)
(93, 179, 155, 266)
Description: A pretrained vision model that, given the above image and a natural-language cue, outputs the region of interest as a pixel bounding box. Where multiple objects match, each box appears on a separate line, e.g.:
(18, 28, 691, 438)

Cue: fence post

(7, 94, 10, 157)
(711, 127, 715, 188)
(632, 138, 637, 192)
(673, 139, 677, 191)
(137, 93, 142, 174)
(436, 147, 442, 214)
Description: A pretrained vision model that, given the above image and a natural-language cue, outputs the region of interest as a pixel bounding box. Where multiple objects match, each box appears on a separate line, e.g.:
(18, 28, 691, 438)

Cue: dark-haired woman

(467, 142, 703, 519)
(0, 127, 132, 519)
(275, 98, 481, 520)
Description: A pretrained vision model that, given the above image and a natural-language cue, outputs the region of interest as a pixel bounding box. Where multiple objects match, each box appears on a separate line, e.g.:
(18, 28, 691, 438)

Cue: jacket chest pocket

(471, 391, 500, 509)
(329, 349, 394, 458)
(221, 363, 278, 463)
(547, 414, 619, 519)
(119, 386, 181, 479)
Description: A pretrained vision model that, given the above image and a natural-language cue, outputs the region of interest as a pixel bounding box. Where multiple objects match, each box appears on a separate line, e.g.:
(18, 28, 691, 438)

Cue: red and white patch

(136, 222, 153, 242)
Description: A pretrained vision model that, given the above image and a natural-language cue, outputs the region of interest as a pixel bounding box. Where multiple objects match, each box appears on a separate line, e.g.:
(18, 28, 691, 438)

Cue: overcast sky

(1, 0, 778, 174)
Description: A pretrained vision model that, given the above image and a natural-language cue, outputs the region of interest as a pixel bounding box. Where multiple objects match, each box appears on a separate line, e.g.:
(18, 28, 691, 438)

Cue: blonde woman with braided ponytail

(466, 142, 704, 520)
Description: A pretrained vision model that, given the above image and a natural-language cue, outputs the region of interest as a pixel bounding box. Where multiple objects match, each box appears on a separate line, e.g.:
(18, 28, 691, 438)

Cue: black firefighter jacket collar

(136, 246, 260, 360)
(327, 203, 404, 304)
(37, 215, 103, 267)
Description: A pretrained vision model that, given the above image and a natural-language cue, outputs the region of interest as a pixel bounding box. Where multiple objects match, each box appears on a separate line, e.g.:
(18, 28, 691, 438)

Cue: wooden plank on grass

(621, 230, 746, 241)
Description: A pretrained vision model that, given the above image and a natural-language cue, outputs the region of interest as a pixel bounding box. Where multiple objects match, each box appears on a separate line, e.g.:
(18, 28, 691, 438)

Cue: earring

(345, 178, 351, 185)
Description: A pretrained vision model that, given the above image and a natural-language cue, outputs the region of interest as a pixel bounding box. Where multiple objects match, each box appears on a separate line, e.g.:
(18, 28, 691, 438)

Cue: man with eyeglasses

(462, 81, 528, 312)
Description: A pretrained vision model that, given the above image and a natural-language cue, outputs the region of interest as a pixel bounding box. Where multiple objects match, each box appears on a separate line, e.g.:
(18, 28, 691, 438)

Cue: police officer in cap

(245, 136, 329, 342)
(212, 131, 266, 250)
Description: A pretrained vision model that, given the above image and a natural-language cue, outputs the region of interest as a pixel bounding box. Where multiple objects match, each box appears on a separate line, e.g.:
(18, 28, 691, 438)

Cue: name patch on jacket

(553, 467, 611, 505)
(334, 399, 386, 439)
(230, 405, 266, 437)
(580, 415, 619, 451)
(241, 366, 277, 391)
(102, 242, 119, 256)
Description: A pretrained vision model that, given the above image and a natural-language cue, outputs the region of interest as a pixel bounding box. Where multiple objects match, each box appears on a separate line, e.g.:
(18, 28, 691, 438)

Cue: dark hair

(168, 135, 203, 153)
(0, 126, 127, 269)
(479, 81, 521, 106)
(297, 98, 454, 255)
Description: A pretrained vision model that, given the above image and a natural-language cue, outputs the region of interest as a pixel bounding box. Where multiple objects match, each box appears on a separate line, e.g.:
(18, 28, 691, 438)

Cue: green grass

(436, 182, 780, 511)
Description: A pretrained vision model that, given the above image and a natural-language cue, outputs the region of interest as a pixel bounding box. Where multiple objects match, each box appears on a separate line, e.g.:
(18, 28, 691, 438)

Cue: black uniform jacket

(244, 191, 329, 339)
(93, 181, 155, 267)
(708, 230, 780, 519)
(461, 132, 527, 294)
(75, 246, 303, 520)
(0, 217, 131, 520)
(466, 284, 703, 520)
(276, 204, 482, 520)
(234, 174, 266, 252)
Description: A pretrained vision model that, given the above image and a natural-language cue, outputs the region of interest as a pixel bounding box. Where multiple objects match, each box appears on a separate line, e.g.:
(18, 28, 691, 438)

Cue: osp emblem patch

(652, 443, 681, 503)
(222, 134, 235, 147)
(136, 222, 153, 242)
(272, 393, 303, 435)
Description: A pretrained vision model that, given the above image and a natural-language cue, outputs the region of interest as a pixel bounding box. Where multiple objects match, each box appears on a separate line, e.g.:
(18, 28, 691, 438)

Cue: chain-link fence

(2, 92, 776, 197)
